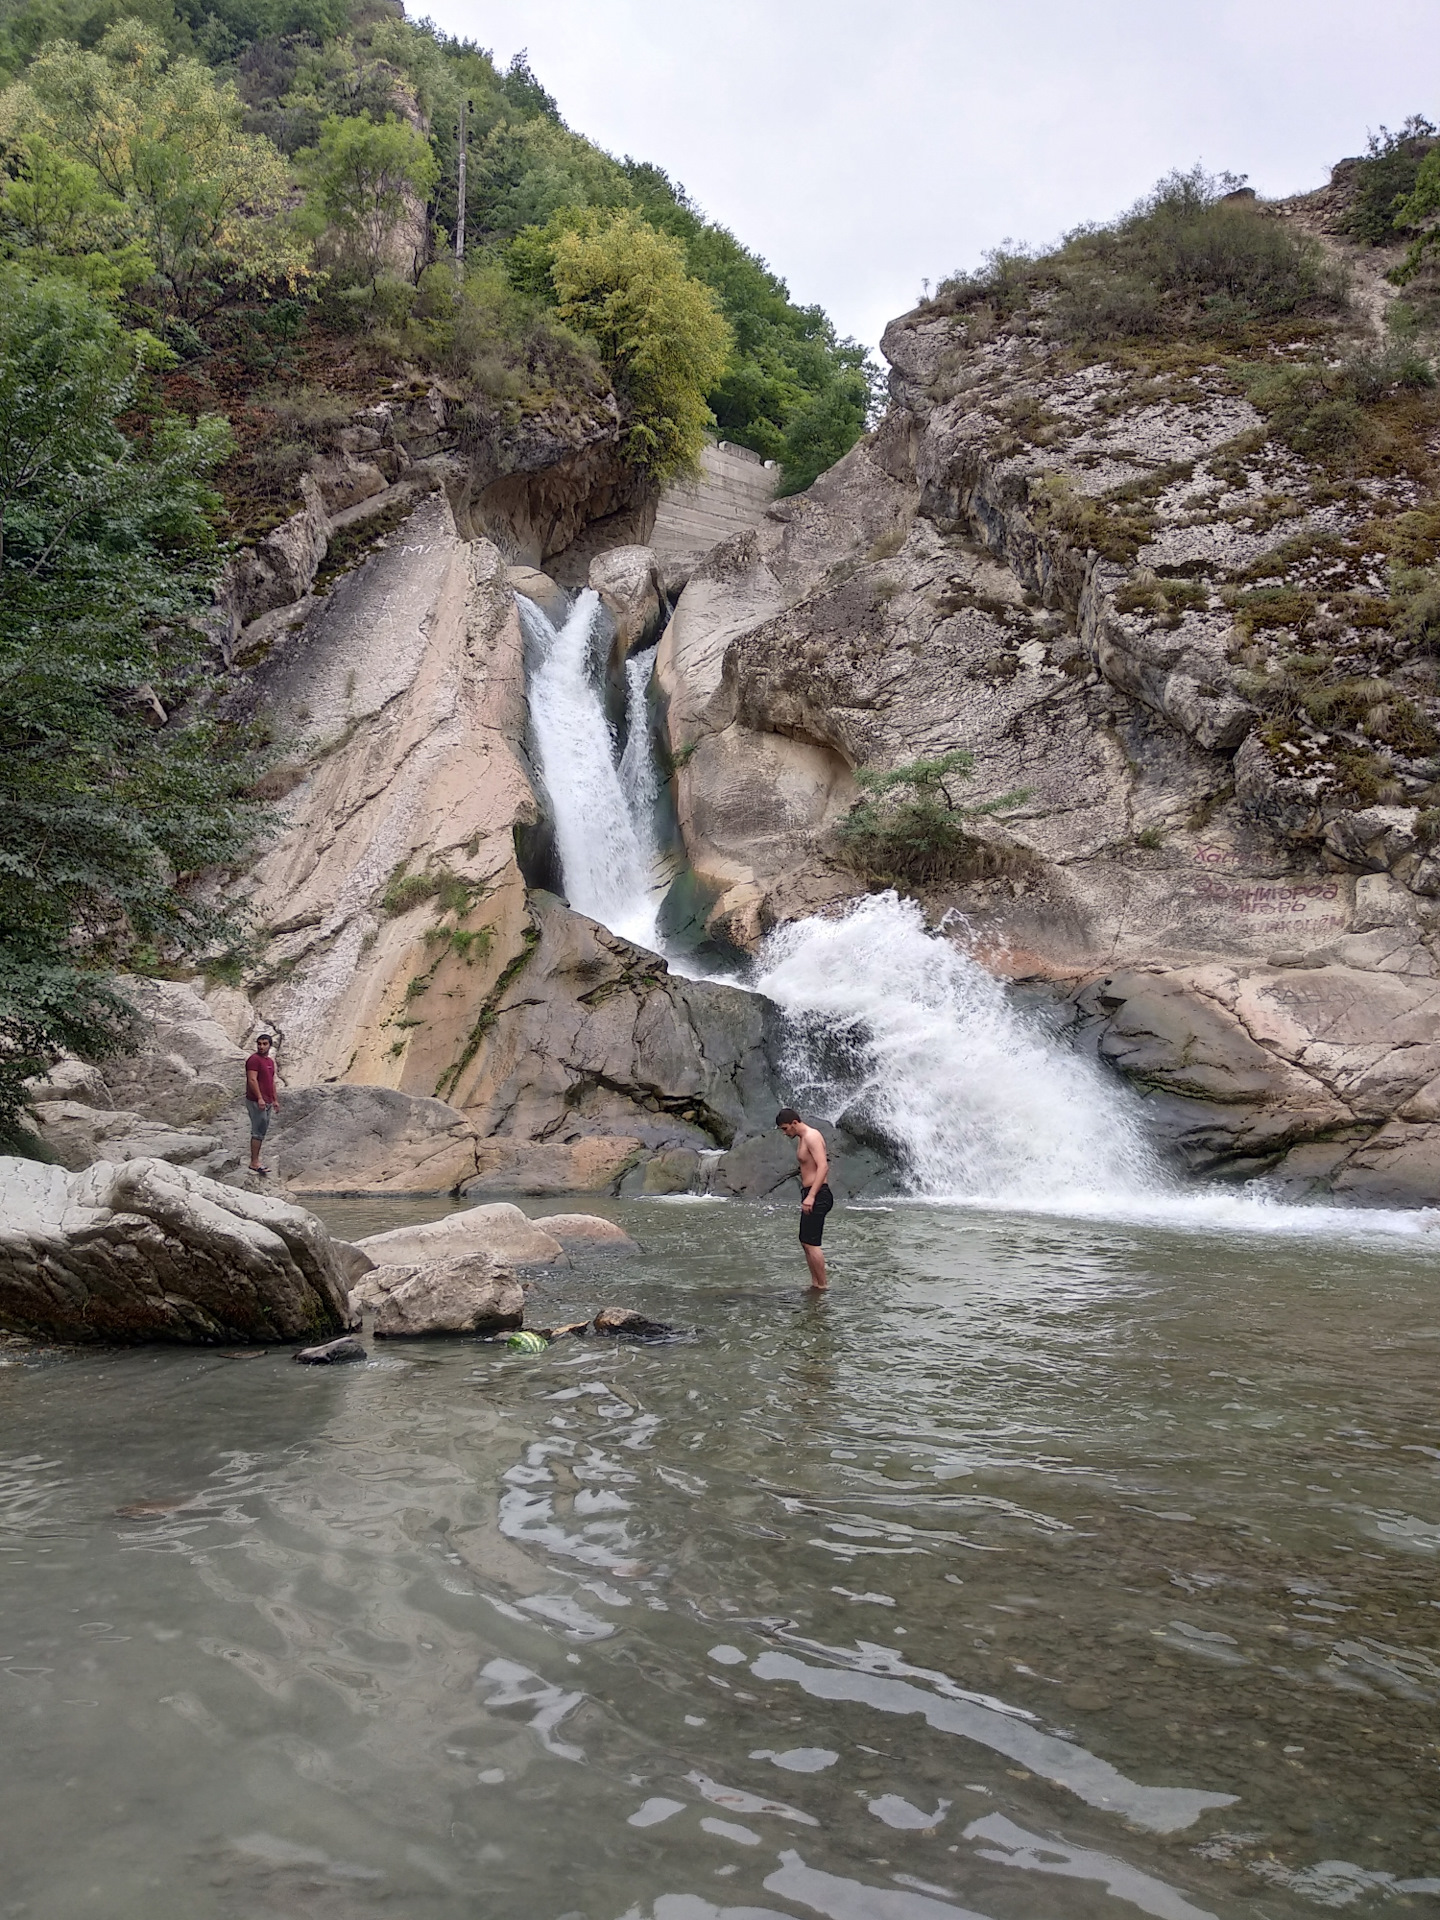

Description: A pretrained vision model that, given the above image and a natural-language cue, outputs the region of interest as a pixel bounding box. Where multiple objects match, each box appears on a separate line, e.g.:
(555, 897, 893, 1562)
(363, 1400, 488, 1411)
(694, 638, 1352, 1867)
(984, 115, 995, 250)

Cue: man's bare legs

(803, 1244, 828, 1292)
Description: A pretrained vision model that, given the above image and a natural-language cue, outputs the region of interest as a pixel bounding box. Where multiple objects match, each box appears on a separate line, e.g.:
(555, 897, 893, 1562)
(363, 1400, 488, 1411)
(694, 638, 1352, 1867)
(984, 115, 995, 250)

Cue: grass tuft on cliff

(940, 167, 1348, 347)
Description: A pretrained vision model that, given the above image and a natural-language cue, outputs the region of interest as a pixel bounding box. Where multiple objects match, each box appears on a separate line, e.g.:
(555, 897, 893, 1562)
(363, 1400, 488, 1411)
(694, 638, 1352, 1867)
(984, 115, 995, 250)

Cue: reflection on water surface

(1, 1199, 1437, 1919)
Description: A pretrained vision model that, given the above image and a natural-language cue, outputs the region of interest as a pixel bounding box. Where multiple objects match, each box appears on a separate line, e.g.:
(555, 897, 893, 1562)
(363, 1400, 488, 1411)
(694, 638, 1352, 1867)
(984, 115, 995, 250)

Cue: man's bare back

(776, 1108, 832, 1291)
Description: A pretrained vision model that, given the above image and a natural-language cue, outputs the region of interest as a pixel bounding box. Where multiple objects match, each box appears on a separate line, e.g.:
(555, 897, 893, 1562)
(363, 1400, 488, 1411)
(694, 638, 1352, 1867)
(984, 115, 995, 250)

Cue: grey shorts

(246, 1100, 272, 1140)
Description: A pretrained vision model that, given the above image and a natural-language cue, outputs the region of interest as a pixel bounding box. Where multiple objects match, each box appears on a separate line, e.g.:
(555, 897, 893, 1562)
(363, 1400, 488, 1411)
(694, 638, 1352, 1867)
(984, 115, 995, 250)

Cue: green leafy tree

(0, 133, 152, 294)
(0, 266, 263, 1133)
(623, 160, 875, 487)
(301, 108, 437, 283)
(0, 18, 307, 315)
(539, 208, 733, 481)
(836, 751, 1031, 887)
(1393, 145, 1440, 285)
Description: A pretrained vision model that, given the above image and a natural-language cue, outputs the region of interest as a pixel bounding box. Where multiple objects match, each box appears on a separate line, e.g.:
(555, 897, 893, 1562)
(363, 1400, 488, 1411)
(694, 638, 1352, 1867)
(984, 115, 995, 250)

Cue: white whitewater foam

(519, 591, 663, 949)
(756, 892, 1158, 1205)
(755, 892, 1434, 1240)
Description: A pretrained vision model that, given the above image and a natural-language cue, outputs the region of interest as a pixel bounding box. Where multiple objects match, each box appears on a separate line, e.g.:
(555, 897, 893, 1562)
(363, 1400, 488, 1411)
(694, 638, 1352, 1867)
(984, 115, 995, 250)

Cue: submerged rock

(592, 1307, 684, 1343)
(352, 1254, 523, 1337)
(0, 1156, 351, 1345)
(354, 1201, 565, 1270)
(537, 1214, 639, 1255)
(294, 1335, 367, 1364)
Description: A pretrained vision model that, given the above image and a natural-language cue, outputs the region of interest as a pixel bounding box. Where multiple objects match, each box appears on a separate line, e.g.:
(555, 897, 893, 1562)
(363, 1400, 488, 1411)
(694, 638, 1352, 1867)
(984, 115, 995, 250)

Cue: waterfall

(515, 589, 1422, 1226)
(755, 892, 1161, 1203)
(520, 591, 664, 951)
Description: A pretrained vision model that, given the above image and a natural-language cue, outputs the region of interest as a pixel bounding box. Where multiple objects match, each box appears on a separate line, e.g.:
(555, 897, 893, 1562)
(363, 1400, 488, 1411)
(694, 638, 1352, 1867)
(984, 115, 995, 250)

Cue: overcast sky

(420, 0, 1436, 355)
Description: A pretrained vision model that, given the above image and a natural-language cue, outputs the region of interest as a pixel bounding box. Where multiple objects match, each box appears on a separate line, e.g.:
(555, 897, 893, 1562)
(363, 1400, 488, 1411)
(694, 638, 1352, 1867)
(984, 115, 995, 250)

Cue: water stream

(3, 1203, 1438, 1919)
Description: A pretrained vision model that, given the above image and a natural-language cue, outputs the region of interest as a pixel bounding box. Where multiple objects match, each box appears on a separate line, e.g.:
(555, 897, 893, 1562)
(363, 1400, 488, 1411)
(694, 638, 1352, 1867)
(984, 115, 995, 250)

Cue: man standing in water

(777, 1108, 832, 1291)
(245, 1033, 280, 1176)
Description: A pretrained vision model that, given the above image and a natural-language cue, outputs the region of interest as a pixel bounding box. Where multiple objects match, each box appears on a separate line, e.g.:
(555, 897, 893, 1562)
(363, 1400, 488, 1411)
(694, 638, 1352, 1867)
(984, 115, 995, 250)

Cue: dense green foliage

(836, 753, 1031, 888)
(941, 168, 1347, 346)
(0, 0, 871, 1104)
(509, 207, 733, 481)
(1344, 117, 1438, 247)
(0, 267, 264, 1124)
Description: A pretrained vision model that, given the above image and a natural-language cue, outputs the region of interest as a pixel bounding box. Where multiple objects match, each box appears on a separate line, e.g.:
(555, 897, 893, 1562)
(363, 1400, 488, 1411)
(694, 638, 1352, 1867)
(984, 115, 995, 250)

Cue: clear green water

(2, 1197, 1438, 1920)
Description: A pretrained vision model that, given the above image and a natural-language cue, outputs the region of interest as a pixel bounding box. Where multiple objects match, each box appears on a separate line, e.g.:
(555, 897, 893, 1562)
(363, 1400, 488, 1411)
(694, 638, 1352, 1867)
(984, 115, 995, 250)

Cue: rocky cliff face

(651, 178, 1440, 1203)
(197, 485, 778, 1195)
(85, 160, 1440, 1208)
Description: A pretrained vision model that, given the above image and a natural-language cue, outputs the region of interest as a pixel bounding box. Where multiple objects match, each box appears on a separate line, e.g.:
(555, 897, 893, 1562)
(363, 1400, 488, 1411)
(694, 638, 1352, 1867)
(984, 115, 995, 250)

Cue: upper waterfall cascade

(520, 590, 667, 952)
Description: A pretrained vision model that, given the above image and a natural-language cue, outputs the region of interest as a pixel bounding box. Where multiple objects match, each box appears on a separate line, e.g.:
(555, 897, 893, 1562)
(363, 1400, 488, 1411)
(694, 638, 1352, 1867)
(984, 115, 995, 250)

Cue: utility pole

(454, 95, 467, 277)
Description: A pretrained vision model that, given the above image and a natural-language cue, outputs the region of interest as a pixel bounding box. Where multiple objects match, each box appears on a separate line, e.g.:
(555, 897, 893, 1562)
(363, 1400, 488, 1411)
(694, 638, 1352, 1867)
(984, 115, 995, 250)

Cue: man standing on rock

(777, 1108, 832, 1291)
(245, 1034, 280, 1176)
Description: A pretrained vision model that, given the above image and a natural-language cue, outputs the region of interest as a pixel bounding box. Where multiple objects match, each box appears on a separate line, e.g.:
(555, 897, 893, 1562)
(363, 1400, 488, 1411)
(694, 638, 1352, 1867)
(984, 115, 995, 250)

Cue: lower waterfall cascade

(515, 592, 1429, 1231)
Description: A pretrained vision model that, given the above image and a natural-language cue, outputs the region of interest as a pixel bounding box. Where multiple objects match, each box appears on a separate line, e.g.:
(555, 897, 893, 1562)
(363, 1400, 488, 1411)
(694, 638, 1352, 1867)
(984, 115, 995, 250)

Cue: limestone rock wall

(650, 195, 1440, 1201)
(205, 496, 778, 1197)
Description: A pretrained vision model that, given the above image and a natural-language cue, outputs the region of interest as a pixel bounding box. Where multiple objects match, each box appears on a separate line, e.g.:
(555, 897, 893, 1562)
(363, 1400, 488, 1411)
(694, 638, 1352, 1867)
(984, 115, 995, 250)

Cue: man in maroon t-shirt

(244, 1033, 280, 1175)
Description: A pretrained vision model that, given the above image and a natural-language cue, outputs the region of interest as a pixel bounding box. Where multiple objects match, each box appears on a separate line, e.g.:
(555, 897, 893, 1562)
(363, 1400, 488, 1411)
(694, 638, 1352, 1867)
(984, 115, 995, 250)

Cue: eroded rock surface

(647, 179, 1440, 1198)
(0, 1156, 350, 1345)
(352, 1254, 523, 1337)
(354, 1202, 566, 1270)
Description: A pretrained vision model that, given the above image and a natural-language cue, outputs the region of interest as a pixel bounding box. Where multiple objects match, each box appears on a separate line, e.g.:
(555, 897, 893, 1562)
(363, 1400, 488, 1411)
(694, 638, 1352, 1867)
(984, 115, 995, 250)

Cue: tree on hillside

(0, 18, 306, 316)
(1394, 146, 1440, 285)
(0, 267, 263, 1136)
(0, 133, 152, 295)
(300, 108, 435, 283)
(531, 208, 733, 482)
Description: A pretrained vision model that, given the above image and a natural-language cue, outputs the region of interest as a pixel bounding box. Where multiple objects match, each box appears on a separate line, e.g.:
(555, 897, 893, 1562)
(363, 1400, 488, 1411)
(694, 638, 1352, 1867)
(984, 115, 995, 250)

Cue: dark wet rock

(0, 1155, 351, 1346)
(294, 1335, 367, 1364)
(619, 1147, 703, 1196)
(592, 1307, 683, 1343)
(713, 1127, 897, 1200)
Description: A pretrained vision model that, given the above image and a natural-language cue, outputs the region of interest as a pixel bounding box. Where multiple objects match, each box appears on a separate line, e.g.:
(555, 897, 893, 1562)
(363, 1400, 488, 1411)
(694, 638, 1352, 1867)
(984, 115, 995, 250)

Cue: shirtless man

(776, 1108, 833, 1291)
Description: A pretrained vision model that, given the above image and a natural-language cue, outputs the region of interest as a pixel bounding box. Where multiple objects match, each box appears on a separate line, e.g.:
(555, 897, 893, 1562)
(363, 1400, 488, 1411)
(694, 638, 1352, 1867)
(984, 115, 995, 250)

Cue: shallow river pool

(2, 1197, 1438, 1920)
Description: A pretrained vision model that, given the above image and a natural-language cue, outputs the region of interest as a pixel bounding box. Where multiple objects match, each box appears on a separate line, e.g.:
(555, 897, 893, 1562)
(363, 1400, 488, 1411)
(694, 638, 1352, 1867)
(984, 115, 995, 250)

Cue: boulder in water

(355, 1202, 565, 1269)
(352, 1255, 523, 1337)
(0, 1155, 352, 1345)
(537, 1213, 639, 1255)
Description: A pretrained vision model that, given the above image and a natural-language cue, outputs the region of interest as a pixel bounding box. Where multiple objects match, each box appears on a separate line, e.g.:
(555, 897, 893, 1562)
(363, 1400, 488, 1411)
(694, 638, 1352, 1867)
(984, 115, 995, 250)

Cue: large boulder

(588, 544, 665, 659)
(27, 1100, 242, 1182)
(224, 1084, 482, 1196)
(354, 1201, 565, 1269)
(352, 1254, 523, 1337)
(0, 1156, 351, 1345)
(96, 977, 254, 1126)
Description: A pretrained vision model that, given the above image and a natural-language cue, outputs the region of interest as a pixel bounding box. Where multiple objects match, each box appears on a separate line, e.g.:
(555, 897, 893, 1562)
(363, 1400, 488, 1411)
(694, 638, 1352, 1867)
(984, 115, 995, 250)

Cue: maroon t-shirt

(246, 1053, 276, 1103)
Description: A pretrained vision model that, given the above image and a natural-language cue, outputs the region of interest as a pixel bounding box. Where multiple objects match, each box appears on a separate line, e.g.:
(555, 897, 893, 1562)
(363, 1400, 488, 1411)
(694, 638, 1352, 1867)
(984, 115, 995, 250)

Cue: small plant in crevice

(1134, 825, 1166, 849)
(835, 750, 1032, 888)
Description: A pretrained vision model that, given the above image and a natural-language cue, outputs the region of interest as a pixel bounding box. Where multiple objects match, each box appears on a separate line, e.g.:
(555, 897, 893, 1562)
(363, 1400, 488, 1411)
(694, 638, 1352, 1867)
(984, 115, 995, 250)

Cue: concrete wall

(651, 441, 780, 566)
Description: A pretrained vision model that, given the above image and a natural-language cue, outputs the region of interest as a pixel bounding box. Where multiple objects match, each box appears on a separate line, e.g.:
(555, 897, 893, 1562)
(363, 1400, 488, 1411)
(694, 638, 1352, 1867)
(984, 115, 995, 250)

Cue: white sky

(418, 0, 1437, 353)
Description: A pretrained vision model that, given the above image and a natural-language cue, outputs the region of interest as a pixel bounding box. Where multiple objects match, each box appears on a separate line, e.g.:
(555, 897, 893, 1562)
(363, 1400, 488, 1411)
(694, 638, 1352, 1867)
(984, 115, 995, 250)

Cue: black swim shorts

(799, 1183, 834, 1246)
